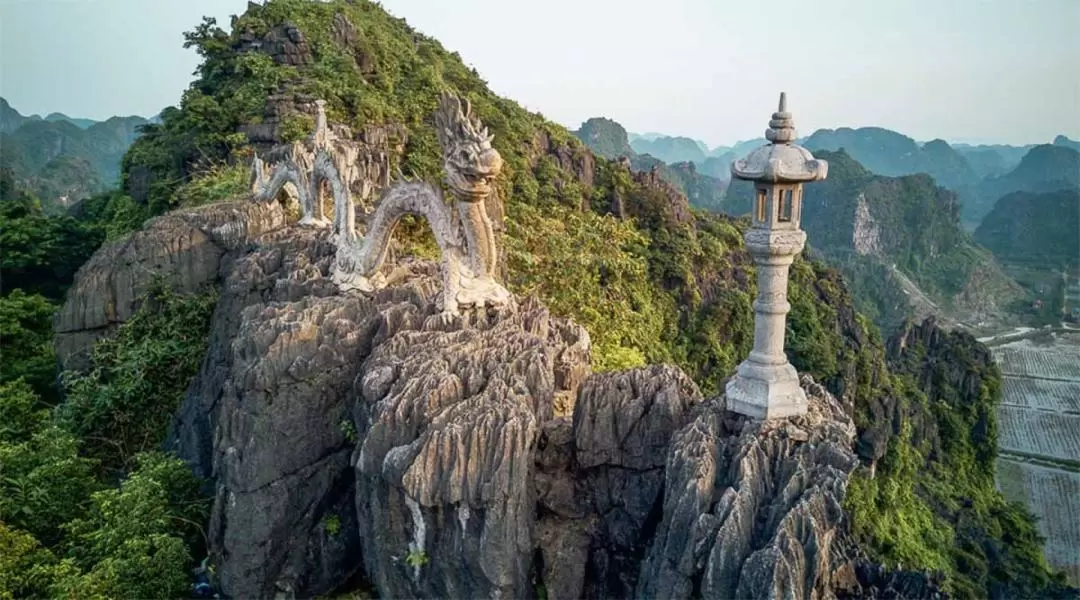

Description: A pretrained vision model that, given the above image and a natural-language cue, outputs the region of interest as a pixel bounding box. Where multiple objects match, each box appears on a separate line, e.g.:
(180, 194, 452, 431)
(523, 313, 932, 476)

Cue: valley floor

(988, 331, 1080, 585)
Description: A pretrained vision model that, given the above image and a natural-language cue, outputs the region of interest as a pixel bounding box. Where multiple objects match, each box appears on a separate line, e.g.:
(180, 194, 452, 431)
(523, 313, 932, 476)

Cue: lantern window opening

(755, 188, 767, 223)
(778, 188, 793, 223)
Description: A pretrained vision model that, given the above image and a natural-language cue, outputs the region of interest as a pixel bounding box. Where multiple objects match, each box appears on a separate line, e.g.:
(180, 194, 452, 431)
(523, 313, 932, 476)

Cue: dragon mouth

(451, 170, 495, 198)
(448, 147, 503, 199)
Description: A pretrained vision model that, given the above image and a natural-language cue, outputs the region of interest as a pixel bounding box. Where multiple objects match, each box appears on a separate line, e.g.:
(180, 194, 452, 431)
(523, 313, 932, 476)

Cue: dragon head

(435, 92, 503, 202)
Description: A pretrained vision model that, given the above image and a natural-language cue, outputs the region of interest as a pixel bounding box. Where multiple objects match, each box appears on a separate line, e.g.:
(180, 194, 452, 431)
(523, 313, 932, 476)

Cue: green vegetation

(975, 189, 1079, 270)
(572, 117, 634, 159)
(0, 170, 104, 298)
(0, 100, 151, 212)
(324, 515, 342, 537)
(1, 171, 215, 596)
(505, 202, 671, 371)
(59, 283, 218, 473)
(967, 144, 1080, 228)
(405, 549, 429, 569)
(844, 324, 1074, 598)
(0, 291, 60, 402)
(846, 418, 955, 573)
(0, 285, 214, 597)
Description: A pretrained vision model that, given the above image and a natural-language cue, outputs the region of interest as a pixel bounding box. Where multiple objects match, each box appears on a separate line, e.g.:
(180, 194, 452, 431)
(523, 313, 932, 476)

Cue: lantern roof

(731, 93, 828, 184)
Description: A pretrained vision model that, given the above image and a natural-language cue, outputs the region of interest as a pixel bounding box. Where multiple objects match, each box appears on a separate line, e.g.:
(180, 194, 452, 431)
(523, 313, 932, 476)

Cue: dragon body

(251, 94, 510, 314)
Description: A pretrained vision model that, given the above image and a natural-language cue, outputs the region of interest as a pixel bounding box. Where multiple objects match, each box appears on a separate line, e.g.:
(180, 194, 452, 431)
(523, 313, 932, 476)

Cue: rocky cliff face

(55, 202, 906, 598)
(54, 200, 285, 371)
(852, 194, 882, 257)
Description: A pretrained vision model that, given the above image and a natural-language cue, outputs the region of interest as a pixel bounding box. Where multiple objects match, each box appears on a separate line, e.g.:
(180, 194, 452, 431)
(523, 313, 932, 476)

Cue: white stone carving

(725, 93, 828, 420)
(251, 93, 510, 315)
(732, 93, 829, 184)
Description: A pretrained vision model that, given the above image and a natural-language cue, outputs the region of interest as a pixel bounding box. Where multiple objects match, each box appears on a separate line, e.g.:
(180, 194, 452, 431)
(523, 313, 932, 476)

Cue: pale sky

(1, 0, 1078, 147)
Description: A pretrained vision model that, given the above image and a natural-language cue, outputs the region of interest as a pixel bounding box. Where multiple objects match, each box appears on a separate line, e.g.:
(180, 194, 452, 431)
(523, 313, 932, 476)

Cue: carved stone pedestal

(725, 228, 807, 419)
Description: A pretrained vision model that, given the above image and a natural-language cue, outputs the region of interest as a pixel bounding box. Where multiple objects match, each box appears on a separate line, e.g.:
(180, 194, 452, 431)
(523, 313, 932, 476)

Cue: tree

(0, 291, 59, 401)
(0, 171, 103, 299)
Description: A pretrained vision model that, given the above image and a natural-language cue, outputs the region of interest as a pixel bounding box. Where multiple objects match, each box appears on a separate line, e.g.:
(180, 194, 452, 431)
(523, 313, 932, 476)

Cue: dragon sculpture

(251, 93, 510, 315)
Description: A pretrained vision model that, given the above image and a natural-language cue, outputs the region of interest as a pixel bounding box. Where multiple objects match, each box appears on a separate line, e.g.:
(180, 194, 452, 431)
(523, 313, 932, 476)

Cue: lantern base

(724, 359, 807, 420)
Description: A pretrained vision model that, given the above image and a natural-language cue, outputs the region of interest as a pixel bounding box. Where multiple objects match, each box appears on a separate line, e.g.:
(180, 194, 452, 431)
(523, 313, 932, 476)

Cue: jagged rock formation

(163, 214, 865, 598)
(53, 177, 935, 599)
(53, 199, 285, 371)
(638, 375, 858, 599)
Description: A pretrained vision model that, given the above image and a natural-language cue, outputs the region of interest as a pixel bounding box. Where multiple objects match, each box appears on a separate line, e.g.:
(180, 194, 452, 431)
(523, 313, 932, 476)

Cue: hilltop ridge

(0, 97, 153, 210)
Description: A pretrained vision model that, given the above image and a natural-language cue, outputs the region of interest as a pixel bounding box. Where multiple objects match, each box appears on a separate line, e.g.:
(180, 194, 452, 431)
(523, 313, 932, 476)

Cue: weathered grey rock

(636, 375, 859, 600)
(235, 21, 314, 67)
(69, 168, 876, 600)
(166, 217, 591, 597)
(852, 193, 883, 257)
(169, 228, 361, 596)
(54, 200, 285, 372)
(352, 294, 590, 599)
(572, 365, 704, 600)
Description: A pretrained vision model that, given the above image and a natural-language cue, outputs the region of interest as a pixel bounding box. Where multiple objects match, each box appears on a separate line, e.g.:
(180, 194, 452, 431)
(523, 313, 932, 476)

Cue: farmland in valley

(998, 407, 1080, 463)
(996, 459, 1080, 586)
(1000, 377, 1080, 413)
(990, 331, 1080, 585)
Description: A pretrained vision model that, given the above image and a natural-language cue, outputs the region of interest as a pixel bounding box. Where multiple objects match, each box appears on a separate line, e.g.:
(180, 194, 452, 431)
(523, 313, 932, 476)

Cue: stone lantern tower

(725, 92, 828, 419)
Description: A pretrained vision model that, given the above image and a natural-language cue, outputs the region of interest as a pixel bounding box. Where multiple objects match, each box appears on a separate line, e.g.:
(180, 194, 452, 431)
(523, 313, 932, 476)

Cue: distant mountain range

(966, 144, 1080, 228)
(0, 98, 156, 210)
(603, 119, 1079, 329)
(975, 189, 1079, 269)
(573, 117, 728, 212)
(617, 123, 1080, 231)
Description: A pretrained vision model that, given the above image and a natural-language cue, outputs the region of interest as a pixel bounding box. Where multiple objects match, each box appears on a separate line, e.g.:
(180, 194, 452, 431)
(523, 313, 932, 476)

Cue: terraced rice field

(991, 332, 1080, 585)
(1000, 377, 1080, 413)
(996, 343, 1080, 383)
(996, 459, 1080, 585)
(998, 407, 1080, 463)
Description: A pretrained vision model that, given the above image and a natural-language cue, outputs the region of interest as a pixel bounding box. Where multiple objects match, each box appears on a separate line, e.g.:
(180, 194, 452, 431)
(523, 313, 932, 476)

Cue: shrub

(58, 283, 217, 473)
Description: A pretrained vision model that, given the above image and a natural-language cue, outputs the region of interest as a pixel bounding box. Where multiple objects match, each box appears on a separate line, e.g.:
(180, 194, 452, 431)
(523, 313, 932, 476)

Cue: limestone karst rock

(166, 216, 864, 597)
(54, 199, 285, 372)
(56, 192, 946, 598)
(637, 375, 858, 599)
